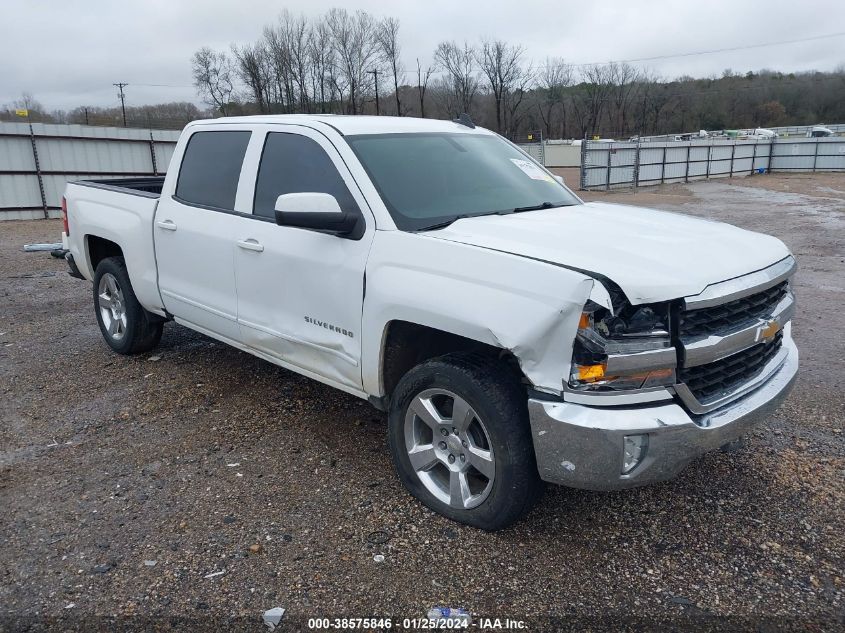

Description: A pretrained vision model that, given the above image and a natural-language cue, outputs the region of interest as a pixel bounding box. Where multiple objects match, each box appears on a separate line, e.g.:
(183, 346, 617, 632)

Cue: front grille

(679, 331, 783, 403)
(680, 281, 789, 338)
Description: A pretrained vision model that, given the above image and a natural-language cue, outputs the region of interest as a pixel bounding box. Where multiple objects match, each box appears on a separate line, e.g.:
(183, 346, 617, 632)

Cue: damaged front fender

(362, 231, 603, 396)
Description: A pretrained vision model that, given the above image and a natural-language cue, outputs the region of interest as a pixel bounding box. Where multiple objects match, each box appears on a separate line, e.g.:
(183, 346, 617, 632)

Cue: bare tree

(502, 65, 534, 138)
(416, 58, 435, 117)
(309, 19, 335, 113)
(607, 62, 640, 137)
(1, 93, 53, 122)
(263, 23, 290, 112)
(477, 40, 533, 135)
(326, 8, 382, 114)
(435, 41, 478, 116)
(15, 93, 43, 112)
(191, 47, 235, 115)
(232, 42, 271, 113)
(263, 11, 312, 113)
(284, 12, 313, 112)
(537, 57, 573, 138)
(571, 64, 614, 138)
(377, 17, 403, 116)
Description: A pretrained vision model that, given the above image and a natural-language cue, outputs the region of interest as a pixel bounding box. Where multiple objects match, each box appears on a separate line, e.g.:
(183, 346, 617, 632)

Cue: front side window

(346, 132, 581, 231)
(253, 133, 359, 219)
(175, 130, 251, 210)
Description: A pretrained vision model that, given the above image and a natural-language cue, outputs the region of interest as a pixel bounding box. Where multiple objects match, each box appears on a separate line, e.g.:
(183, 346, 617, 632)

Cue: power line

(575, 30, 845, 67)
(395, 30, 845, 77)
(132, 83, 194, 88)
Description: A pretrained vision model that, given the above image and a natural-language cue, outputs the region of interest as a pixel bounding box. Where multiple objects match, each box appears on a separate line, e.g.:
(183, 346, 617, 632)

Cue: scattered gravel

(1, 174, 843, 631)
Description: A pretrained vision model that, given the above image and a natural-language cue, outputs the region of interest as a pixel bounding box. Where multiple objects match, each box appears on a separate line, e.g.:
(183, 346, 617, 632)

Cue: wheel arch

(374, 320, 527, 405)
(80, 230, 165, 316)
(86, 234, 124, 273)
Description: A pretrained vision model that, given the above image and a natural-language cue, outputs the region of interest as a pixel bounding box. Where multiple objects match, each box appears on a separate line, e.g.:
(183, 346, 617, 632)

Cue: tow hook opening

(622, 434, 649, 474)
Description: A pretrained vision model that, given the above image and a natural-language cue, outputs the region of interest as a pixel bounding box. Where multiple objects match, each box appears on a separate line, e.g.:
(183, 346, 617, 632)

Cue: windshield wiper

(419, 202, 568, 230)
(416, 215, 469, 231)
(511, 201, 559, 213)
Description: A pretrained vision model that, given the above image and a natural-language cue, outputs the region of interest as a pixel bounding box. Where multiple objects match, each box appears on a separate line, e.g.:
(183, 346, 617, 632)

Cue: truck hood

(424, 201, 791, 304)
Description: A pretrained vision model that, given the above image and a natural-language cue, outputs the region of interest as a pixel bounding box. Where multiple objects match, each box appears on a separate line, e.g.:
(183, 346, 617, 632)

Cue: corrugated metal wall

(517, 141, 581, 167)
(0, 122, 179, 220)
(580, 137, 845, 190)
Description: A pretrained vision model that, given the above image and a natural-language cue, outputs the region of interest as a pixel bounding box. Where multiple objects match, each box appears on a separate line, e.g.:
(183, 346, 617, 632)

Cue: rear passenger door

(154, 128, 251, 342)
(233, 126, 375, 391)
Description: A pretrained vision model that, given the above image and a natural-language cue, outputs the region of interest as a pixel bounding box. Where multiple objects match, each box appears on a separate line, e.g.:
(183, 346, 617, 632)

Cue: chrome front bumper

(527, 337, 798, 490)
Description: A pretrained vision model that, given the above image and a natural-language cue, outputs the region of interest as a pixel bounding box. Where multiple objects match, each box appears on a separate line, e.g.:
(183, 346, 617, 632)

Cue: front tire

(93, 257, 163, 355)
(388, 352, 544, 530)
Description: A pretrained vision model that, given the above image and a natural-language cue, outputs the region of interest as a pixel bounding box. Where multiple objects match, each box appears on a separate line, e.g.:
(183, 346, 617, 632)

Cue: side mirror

(553, 174, 564, 185)
(274, 192, 358, 236)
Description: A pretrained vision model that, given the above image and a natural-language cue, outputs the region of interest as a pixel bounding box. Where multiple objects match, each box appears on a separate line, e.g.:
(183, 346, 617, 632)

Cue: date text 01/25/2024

(305, 617, 527, 630)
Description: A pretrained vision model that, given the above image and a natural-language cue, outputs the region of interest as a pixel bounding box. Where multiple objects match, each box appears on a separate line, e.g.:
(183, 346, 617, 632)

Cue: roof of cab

(189, 114, 493, 136)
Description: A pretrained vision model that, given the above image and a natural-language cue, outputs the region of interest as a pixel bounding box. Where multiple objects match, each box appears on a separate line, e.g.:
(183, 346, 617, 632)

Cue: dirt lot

(1, 173, 843, 631)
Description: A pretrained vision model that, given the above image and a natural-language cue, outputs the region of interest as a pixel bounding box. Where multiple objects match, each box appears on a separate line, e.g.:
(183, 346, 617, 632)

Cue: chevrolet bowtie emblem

(758, 319, 781, 343)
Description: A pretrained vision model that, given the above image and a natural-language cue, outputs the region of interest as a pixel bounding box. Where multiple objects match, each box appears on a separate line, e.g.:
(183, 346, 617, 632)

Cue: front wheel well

(86, 235, 123, 272)
(380, 321, 526, 402)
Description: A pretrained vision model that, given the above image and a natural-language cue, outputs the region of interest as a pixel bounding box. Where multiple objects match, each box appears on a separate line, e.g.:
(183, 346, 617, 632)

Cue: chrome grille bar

(674, 256, 796, 414)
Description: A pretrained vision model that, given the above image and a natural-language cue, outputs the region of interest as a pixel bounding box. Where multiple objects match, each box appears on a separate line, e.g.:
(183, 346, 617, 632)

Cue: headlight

(569, 300, 677, 391)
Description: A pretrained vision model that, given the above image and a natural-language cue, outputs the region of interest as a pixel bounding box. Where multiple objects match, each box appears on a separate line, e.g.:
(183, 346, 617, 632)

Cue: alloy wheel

(403, 388, 495, 509)
(98, 272, 128, 341)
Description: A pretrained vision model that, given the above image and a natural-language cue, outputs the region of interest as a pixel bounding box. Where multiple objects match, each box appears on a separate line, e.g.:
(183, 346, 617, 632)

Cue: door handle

(156, 220, 177, 231)
(236, 239, 264, 252)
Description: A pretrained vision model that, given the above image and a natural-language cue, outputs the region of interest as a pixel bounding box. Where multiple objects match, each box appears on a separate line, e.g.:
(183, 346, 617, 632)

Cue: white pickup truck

(63, 115, 798, 530)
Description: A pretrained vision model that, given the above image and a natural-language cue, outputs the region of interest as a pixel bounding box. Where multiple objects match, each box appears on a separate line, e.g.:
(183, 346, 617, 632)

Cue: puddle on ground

(680, 181, 845, 227)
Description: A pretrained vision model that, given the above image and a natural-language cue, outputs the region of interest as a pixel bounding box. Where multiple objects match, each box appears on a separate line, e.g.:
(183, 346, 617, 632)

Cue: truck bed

(64, 177, 165, 314)
(74, 176, 165, 197)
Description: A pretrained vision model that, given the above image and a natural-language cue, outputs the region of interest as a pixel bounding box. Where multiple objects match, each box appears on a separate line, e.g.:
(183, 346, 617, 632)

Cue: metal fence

(0, 121, 179, 220)
(580, 137, 845, 190)
(517, 140, 581, 167)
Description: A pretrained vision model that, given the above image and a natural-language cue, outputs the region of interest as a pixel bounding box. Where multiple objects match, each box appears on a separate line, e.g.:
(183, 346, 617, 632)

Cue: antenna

(453, 113, 475, 129)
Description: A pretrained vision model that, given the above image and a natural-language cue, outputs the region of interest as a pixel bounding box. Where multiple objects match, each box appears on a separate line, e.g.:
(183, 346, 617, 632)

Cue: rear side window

(176, 131, 251, 210)
(253, 133, 359, 219)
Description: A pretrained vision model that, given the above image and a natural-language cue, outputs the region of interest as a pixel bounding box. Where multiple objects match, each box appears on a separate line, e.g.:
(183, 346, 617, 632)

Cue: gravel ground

(1, 173, 843, 632)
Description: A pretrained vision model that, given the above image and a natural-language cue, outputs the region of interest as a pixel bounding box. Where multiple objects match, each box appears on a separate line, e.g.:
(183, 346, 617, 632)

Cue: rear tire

(93, 257, 163, 355)
(388, 352, 544, 531)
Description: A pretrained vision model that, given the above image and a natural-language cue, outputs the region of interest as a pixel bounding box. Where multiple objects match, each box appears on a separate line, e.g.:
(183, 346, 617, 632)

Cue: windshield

(346, 132, 581, 231)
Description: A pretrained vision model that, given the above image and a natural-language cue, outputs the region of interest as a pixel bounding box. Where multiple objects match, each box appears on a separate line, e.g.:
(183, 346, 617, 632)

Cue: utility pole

(113, 83, 128, 126)
(368, 69, 380, 115)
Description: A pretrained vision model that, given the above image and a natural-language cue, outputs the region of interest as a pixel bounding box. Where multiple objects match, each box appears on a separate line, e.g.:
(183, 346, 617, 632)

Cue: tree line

(3, 8, 844, 139)
(189, 8, 845, 139)
(0, 94, 204, 130)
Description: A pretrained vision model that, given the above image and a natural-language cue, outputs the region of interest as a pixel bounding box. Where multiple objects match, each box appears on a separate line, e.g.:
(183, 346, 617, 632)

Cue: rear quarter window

(175, 131, 251, 210)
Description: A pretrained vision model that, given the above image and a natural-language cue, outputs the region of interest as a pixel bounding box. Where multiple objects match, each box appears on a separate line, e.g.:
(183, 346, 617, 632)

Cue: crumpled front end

(529, 255, 799, 489)
(529, 334, 797, 489)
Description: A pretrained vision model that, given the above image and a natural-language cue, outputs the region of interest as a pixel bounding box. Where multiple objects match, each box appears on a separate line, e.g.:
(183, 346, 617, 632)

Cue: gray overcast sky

(1, 0, 844, 111)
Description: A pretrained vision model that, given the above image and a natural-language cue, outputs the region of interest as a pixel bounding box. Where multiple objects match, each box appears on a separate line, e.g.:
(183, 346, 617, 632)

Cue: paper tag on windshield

(510, 158, 554, 182)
